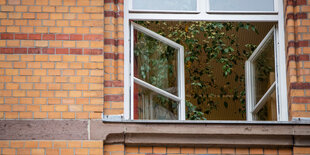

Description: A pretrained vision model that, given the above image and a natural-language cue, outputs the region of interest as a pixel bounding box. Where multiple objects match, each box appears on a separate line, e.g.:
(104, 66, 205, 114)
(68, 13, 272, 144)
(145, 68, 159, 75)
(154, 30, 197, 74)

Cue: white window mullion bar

(251, 82, 276, 114)
(130, 23, 135, 120)
(179, 46, 185, 120)
(134, 77, 182, 102)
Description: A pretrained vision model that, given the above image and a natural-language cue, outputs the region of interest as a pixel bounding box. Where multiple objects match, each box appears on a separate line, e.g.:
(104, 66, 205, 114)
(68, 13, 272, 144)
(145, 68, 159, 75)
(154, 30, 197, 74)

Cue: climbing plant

(135, 21, 259, 120)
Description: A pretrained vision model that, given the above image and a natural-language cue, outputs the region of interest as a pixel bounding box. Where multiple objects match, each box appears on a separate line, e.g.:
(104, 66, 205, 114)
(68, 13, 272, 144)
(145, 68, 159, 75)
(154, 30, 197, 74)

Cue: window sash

(246, 27, 279, 121)
(130, 22, 186, 120)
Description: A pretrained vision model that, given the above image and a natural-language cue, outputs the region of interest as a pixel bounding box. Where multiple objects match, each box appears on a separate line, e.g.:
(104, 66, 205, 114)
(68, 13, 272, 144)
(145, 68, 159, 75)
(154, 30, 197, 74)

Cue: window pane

(256, 89, 277, 121)
(253, 34, 275, 104)
(134, 30, 179, 96)
(132, 0, 197, 11)
(134, 84, 179, 120)
(209, 0, 274, 12)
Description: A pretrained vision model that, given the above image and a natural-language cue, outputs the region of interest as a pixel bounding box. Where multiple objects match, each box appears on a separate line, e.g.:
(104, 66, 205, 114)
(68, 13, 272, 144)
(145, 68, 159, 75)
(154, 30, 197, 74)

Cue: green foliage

(136, 21, 258, 120)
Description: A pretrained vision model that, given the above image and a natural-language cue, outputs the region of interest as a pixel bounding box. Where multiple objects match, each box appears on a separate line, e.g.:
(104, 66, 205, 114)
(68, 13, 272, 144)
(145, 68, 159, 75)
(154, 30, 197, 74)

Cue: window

(246, 27, 278, 121)
(123, 0, 288, 121)
(130, 23, 185, 120)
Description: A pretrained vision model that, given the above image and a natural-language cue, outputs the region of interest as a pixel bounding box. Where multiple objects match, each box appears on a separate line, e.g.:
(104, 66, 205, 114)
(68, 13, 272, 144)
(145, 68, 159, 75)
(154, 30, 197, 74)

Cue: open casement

(130, 22, 185, 120)
(246, 26, 278, 121)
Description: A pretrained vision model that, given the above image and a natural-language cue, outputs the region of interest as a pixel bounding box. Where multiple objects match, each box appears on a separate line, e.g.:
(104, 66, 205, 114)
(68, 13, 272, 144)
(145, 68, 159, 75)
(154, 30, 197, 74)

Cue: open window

(246, 27, 278, 121)
(130, 22, 185, 120)
(124, 0, 288, 121)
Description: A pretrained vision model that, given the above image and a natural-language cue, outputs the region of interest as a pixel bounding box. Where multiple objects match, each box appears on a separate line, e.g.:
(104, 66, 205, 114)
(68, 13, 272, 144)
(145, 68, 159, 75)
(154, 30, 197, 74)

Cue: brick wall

(286, 0, 310, 119)
(0, 0, 106, 119)
(125, 146, 292, 155)
(0, 0, 124, 154)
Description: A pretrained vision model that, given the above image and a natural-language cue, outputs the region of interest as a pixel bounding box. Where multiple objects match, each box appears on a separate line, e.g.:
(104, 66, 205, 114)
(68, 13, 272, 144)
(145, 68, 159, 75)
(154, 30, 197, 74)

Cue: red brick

(1, 33, 13, 39)
(28, 48, 41, 54)
(29, 34, 41, 40)
(56, 48, 69, 54)
(84, 34, 104, 40)
(15, 33, 28, 39)
(0, 48, 14, 54)
(84, 49, 103, 55)
(56, 34, 69, 40)
(70, 34, 83, 40)
(14, 48, 27, 54)
(42, 48, 55, 54)
(70, 49, 82, 54)
(43, 34, 55, 40)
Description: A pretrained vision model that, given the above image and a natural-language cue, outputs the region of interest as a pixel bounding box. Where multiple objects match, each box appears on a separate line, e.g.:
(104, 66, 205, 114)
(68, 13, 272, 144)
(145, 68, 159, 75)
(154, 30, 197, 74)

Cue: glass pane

(133, 84, 179, 120)
(209, 0, 274, 12)
(132, 0, 197, 11)
(253, 34, 275, 104)
(256, 89, 277, 121)
(134, 30, 178, 96)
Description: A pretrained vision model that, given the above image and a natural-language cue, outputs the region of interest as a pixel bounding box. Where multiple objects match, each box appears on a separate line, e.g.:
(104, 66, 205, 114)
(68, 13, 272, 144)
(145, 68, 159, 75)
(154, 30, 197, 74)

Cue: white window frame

(123, 0, 288, 121)
(130, 22, 185, 120)
(206, 0, 278, 14)
(246, 26, 279, 121)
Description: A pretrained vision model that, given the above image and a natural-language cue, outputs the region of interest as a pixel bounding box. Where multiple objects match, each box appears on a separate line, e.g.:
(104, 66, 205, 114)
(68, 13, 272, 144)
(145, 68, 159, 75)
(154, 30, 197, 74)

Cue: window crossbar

(252, 82, 276, 114)
(133, 77, 181, 102)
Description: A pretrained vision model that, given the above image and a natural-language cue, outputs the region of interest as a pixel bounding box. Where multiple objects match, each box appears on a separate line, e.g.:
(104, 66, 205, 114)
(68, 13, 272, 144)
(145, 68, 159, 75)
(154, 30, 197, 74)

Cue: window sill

(92, 119, 310, 147)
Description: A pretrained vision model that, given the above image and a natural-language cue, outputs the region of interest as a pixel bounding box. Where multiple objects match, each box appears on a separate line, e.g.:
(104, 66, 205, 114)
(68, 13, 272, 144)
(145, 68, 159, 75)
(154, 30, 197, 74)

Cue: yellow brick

(70, 7, 83, 13)
(77, 27, 90, 33)
(76, 55, 89, 62)
(57, 20, 69, 26)
(153, 147, 166, 154)
(63, 41, 75, 48)
(29, 6, 41, 12)
(35, 27, 48, 33)
(6, 112, 19, 119)
(21, 27, 34, 33)
(23, 13, 35, 19)
(77, 0, 90, 6)
(49, 27, 62, 33)
(35, 55, 49, 61)
(50, 13, 63, 19)
(36, 41, 48, 47)
(43, 6, 56, 12)
(48, 112, 61, 119)
(0, 40, 5, 47)
(29, 20, 42, 26)
(43, 20, 56, 26)
(50, 0, 62, 5)
(6, 83, 19, 89)
(77, 41, 89, 48)
(291, 104, 306, 111)
(22, 0, 34, 5)
(1, 6, 14, 12)
(21, 40, 34, 47)
(64, 13, 76, 19)
(0, 0, 6, 4)
(56, 6, 69, 12)
(63, 27, 76, 34)
(15, 20, 28, 26)
(62, 112, 75, 119)
(21, 55, 34, 61)
(9, 13, 21, 19)
(0, 12, 7, 18)
(49, 41, 62, 48)
(83, 141, 103, 148)
(91, 41, 104, 48)
(68, 141, 82, 147)
(64, 0, 76, 5)
(36, 0, 48, 5)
